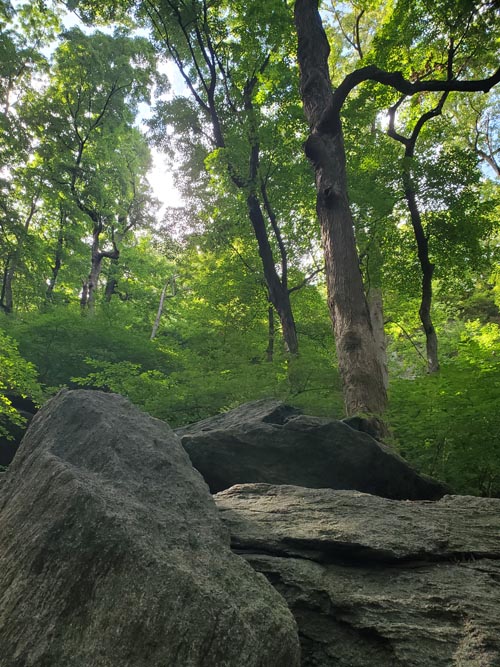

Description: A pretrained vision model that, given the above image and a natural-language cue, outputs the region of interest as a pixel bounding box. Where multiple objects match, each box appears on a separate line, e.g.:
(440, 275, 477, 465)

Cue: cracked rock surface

(0, 391, 300, 667)
(215, 483, 500, 667)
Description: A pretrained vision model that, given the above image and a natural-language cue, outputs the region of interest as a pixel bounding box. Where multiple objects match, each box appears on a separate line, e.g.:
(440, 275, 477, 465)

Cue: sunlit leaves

(0, 327, 44, 438)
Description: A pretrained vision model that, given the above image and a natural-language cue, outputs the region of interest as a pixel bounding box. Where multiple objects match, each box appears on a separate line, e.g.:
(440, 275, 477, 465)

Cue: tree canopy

(1, 0, 499, 495)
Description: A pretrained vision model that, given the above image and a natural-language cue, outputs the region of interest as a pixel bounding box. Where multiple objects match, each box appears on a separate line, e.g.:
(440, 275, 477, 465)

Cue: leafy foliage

(389, 320, 500, 495)
(0, 0, 499, 496)
(0, 325, 43, 438)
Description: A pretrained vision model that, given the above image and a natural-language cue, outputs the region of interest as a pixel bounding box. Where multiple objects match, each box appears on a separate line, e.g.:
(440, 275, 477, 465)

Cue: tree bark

(1, 258, 15, 314)
(46, 210, 65, 301)
(402, 168, 439, 373)
(247, 193, 299, 355)
(80, 222, 119, 310)
(150, 277, 176, 340)
(266, 304, 275, 362)
(367, 286, 389, 390)
(104, 257, 120, 303)
(295, 0, 387, 416)
(0, 255, 13, 313)
(387, 94, 448, 373)
(0, 197, 37, 313)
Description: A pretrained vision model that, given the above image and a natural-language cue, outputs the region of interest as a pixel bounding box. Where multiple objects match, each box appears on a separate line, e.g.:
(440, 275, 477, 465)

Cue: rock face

(178, 399, 447, 500)
(215, 484, 500, 667)
(0, 390, 300, 667)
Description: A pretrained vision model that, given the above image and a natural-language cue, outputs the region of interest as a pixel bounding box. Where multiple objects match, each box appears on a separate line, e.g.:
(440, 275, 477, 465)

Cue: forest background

(1, 0, 499, 496)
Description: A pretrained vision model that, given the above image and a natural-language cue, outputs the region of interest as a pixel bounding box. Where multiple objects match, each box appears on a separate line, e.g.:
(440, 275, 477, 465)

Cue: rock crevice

(215, 483, 500, 667)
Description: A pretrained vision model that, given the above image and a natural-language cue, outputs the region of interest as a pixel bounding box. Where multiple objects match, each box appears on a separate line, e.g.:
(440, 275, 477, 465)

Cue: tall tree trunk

(81, 240, 103, 310)
(295, 0, 387, 416)
(247, 193, 298, 355)
(266, 304, 275, 362)
(162, 18, 300, 355)
(80, 222, 119, 310)
(1, 259, 15, 314)
(150, 277, 176, 340)
(0, 259, 10, 312)
(0, 198, 37, 313)
(104, 258, 120, 303)
(46, 211, 65, 301)
(387, 94, 448, 374)
(367, 286, 389, 390)
(403, 169, 439, 373)
(240, 79, 298, 355)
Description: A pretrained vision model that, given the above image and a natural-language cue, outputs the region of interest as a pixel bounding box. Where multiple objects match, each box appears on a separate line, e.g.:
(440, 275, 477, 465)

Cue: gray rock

(178, 400, 447, 500)
(215, 483, 500, 667)
(176, 397, 301, 436)
(0, 390, 300, 667)
(215, 484, 500, 561)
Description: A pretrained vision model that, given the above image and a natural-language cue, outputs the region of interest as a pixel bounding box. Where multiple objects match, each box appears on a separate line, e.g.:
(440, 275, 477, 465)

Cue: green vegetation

(1, 0, 499, 495)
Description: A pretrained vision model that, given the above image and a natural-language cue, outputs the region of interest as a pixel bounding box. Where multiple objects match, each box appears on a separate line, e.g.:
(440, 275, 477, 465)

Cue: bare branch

(288, 266, 324, 294)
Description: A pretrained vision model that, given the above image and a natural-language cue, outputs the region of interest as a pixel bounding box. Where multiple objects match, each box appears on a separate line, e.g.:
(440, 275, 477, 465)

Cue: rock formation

(215, 483, 500, 667)
(0, 390, 300, 667)
(3, 392, 496, 666)
(177, 399, 447, 500)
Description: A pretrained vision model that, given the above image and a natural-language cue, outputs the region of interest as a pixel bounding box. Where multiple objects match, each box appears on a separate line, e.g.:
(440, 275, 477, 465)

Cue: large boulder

(0, 390, 300, 667)
(215, 484, 500, 667)
(177, 399, 447, 500)
(176, 398, 301, 436)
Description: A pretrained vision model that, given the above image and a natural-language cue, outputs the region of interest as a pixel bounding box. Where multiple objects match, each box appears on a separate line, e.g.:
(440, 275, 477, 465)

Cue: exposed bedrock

(215, 483, 500, 667)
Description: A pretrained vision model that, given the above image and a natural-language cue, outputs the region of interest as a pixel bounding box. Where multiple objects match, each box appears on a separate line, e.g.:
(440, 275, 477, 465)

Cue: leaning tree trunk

(403, 168, 439, 373)
(150, 277, 176, 340)
(247, 193, 299, 355)
(157, 10, 300, 356)
(387, 94, 448, 374)
(294, 0, 387, 416)
(242, 81, 299, 356)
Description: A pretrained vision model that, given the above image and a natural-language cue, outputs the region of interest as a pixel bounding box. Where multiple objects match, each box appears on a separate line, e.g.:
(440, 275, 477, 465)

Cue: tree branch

(288, 266, 324, 294)
(329, 64, 500, 123)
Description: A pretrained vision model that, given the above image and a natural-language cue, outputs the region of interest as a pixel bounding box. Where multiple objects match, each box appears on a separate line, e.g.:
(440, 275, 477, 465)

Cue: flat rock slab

(215, 484, 500, 561)
(215, 483, 500, 667)
(178, 400, 447, 500)
(0, 391, 300, 667)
